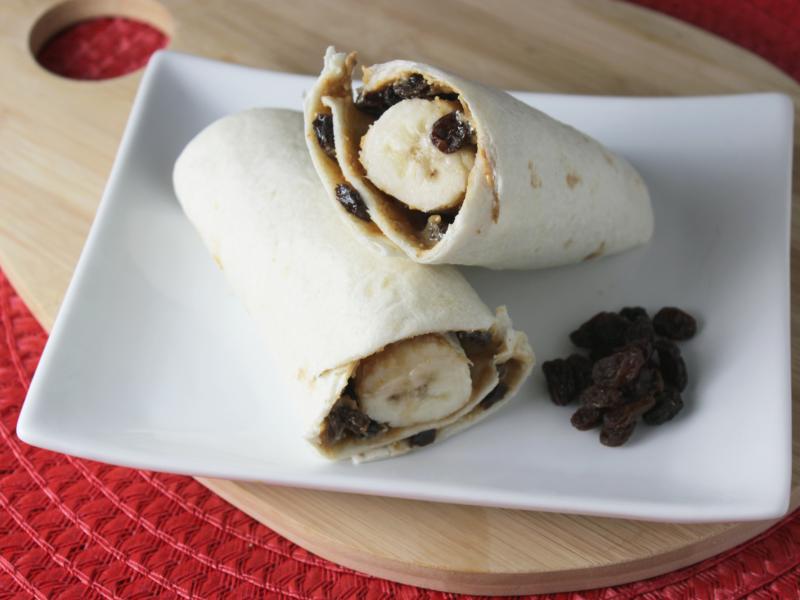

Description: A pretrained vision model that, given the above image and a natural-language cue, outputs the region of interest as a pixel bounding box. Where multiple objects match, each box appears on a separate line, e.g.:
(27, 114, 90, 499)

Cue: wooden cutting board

(1, 0, 797, 595)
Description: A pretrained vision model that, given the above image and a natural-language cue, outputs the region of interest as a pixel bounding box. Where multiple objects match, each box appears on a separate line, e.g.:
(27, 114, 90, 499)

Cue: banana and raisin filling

(311, 73, 477, 248)
(321, 329, 518, 451)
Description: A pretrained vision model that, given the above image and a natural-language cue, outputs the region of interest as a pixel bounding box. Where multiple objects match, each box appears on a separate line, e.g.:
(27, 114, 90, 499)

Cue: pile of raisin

(542, 306, 696, 447)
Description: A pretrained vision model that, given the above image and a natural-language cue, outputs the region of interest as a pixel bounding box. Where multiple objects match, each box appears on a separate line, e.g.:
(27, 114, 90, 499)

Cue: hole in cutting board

(30, 0, 173, 80)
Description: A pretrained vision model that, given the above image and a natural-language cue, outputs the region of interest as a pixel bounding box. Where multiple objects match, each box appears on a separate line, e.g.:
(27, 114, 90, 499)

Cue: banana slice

(360, 98, 475, 213)
(355, 333, 472, 428)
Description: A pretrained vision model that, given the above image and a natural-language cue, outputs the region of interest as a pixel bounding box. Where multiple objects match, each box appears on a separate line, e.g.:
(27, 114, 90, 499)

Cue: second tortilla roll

(304, 48, 654, 269)
(173, 108, 534, 462)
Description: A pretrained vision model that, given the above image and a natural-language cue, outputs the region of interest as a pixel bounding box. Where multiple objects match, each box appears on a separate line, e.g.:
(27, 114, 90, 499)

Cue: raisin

(365, 420, 385, 436)
(324, 411, 347, 444)
(600, 421, 637, 447)
(570, 312, 629, 352)
(392, 74, 430, 99)
(655, 339, 688, 391)
(456, 330, 492, 346)
(571, 405, 603, 430)
(628, 365, 664, 398)
(589, 345, 616, 362)
(342, 377, 357, 399)
(324, 397, 387, 443)
(579, 385, 622, 409)
(324, 395, 355, 443)
(566, 354, 593, 392)
(542, 359, 572, 405)
(592, 347, 645, 388)
(335, 183, 370, 221)
(312, 113, 336, 159)
(624, 316, 655, 345)
(627, 339, 654, 363)
(354, 84, 403, 116)
(354, 74, 434, 116)
(643, 387, 684, 425)
(603, 395, 656, 429)
(480, 382, 508, 410)
(339, 408, 377, 438)
(431, 111, 474, 154)
(456, 329, 494, 359)
(381, 85, 401, 107)
(408, 429, 437, 447)
(652, 307, 697, 340)
(543, 357, 590, 406)
(622, 317, 655, 361)
(435, 92, 461, 101)
(619, 306, 648, 322)
(354, 88, 389, 116)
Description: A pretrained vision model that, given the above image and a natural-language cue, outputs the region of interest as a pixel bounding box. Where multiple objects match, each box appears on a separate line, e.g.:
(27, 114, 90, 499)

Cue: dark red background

(5, 2, 798, 598)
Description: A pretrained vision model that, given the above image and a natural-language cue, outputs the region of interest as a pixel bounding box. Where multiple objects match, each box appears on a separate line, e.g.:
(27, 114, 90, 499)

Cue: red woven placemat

(36, 17, 167, 80)
(5, 3, 797, 598)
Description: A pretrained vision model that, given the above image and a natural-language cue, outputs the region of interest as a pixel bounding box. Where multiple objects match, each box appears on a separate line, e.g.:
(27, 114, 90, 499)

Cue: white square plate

(18, 51, 793, 522)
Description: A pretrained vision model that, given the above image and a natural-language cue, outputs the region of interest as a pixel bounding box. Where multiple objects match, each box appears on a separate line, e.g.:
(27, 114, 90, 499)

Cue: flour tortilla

(304, 48, 654, 269)
(173, 108, 533, 462)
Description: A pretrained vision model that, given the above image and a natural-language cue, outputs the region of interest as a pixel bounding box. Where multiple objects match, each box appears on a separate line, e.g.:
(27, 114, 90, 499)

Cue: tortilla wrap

(173, 108, 534, 462)
(304, 48, 654, 269)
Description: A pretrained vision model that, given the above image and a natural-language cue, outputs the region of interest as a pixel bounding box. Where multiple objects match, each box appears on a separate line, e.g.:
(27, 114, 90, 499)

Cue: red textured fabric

(8, 3, 800, 598)
(37, 17, 167, 80)
(631, 0, 800, 82)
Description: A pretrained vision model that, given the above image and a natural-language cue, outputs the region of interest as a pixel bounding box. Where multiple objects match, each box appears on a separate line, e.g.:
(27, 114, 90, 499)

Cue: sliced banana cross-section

(359, 98, 475, 213)
(354, 333, 472, 428)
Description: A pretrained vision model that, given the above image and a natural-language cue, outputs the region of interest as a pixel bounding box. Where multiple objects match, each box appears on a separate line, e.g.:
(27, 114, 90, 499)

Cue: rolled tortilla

(304, 48, 654, 269)
(173, 108, 534, 462)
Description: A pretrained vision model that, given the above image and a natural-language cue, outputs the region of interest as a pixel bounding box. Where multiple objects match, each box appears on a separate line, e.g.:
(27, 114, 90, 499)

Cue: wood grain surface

(0, 0, 796, 595)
